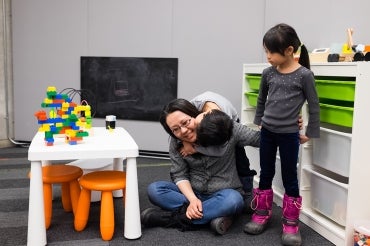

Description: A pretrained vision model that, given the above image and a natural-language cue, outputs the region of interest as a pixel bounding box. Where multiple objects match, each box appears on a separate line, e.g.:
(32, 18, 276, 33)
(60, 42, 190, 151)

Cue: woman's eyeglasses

(171, 118, 192, 134)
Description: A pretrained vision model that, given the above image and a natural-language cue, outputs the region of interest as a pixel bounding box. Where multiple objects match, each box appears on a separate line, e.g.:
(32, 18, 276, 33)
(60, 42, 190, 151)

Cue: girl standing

(243, 23, 320, 246)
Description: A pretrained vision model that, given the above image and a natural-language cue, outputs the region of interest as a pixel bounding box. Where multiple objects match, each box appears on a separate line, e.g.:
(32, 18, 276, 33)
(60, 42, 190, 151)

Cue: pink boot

(281, 194, 302, 246)
(243, 188, 273, 235)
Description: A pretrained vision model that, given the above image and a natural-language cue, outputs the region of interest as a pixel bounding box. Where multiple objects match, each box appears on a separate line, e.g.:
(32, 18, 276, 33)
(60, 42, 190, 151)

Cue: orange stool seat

(31, 165, 83, 229)
(74, 170, 126, 241)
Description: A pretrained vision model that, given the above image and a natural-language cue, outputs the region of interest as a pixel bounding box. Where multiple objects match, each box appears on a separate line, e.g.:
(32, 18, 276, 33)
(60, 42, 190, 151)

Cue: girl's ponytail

(299, 44, 310, 70)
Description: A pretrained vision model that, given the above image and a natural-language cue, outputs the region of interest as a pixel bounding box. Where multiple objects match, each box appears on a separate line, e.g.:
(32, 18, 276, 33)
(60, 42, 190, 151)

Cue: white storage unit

(306, 166, 348, 226)
(244, 146, 260, 173)
(242, 62, 370, 246)
(313, 128, 352, 177)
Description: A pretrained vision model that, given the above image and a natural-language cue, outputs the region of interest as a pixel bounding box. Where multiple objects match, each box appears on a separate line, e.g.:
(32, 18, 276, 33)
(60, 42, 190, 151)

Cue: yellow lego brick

(49, 110, 57, 118)
(42, 124, 51, 131)
(65, 129, 76, 137)
(47, 86, 57, 92)
(75, 105, 82, 111)
(44, 98, 53, 104)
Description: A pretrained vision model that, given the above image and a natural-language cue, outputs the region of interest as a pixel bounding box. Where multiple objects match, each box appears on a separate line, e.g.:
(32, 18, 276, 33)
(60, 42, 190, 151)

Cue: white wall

(11, 0, 370, 152)
(11, 0, 264, 151)
(12, 0, 88, 141)
(264, 0, 370, 48)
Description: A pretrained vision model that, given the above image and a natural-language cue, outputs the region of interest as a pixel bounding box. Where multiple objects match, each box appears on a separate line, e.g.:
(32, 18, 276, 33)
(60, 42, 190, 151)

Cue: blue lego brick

(44, 137, 54, 143)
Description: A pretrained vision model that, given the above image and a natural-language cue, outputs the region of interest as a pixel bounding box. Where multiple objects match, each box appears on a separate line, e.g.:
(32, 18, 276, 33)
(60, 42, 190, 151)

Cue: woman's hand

(299, 134, 310, 144)
(185, 198, 203, 220)
(298, 115, 304, 130)
(177, 181, 202, 219)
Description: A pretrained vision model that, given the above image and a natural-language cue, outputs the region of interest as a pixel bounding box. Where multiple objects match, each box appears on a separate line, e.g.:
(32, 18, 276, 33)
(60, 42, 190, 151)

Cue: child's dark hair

(196, 109, 233, 147)
(159, 98, 200, 139)
(263, 23, 310, 69)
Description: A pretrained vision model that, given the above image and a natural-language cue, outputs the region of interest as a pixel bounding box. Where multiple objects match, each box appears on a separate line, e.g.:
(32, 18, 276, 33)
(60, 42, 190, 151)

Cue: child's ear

(285, 46, 294, 56)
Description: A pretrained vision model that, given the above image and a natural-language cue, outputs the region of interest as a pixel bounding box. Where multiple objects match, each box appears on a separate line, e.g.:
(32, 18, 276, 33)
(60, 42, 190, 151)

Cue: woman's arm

(234, 122, 261, 148)
(201, 101, 220, 112)
(168, 138, 203, 219)
(176, 180, 203, 219)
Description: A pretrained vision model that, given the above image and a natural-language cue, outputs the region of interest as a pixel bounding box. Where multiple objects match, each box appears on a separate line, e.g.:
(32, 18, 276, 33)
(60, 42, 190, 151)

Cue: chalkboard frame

(80, 56, 178, 121)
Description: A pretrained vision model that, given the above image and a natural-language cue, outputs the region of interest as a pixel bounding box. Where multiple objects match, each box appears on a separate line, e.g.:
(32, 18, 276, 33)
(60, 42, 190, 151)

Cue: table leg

(124, 157, 141, 239)
(28, 161, 46, 246)
(113, 158, 123, 197)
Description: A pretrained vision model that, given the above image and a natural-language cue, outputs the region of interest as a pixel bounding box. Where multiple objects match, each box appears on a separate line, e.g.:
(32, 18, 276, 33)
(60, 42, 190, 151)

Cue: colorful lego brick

(76, 131, 89, 137)
(35, 86, 92, 146)
(45, 141, 54, 146)
(35, 110, 48, 120)
(53, 99, 65, 104)
(41, 124, 51, 132)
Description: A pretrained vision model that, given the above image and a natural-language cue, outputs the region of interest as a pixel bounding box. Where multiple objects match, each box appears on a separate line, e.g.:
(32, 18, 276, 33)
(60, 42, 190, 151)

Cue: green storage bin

(315, 79, 355, 102)
(245, 74, 261, 91)
(320, 103, 353, 127)
(245, 91, 258, 107)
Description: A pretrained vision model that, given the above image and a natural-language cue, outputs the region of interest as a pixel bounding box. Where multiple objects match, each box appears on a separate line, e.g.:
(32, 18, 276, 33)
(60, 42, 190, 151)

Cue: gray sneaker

(210, 216, 233, 235)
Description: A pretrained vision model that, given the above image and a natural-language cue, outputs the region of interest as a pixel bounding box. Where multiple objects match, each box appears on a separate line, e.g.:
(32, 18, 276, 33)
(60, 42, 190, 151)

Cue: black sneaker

(140, 207, 173, 228)
(141, 206, 194, 231)
(210, 216, 233, 235)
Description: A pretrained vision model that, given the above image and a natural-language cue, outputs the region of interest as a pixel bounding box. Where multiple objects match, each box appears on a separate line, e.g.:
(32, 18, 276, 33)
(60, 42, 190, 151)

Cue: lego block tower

(34, 86, 92, 146)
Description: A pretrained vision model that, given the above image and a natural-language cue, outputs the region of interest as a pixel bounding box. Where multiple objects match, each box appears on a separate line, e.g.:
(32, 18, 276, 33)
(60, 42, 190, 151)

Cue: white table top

(28, 127, 139, 161)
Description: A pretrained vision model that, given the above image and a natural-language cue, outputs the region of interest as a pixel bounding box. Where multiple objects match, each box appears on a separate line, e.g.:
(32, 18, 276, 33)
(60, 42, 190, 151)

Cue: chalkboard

(80, 57, 178, 121)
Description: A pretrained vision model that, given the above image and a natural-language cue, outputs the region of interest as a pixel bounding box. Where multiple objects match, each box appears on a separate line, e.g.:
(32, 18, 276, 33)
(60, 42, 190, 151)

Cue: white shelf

(242, 62, 370, 246)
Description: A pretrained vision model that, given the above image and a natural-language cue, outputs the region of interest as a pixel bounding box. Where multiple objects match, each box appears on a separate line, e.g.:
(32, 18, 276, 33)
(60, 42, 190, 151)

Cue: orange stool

(74, 170, 126, 241)
(32, 165, 83, 229)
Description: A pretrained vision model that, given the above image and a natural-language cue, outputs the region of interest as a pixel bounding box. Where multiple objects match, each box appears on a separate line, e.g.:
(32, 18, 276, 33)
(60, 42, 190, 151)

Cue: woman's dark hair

(159, 98, 200, 139)
(196, 109, 233, 147)
(263, 23, 310, 69)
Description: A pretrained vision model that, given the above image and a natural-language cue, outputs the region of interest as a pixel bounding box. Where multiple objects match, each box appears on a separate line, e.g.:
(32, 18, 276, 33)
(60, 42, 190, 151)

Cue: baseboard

(0, 139, 15, 148)
(139, 150, 170, 159)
